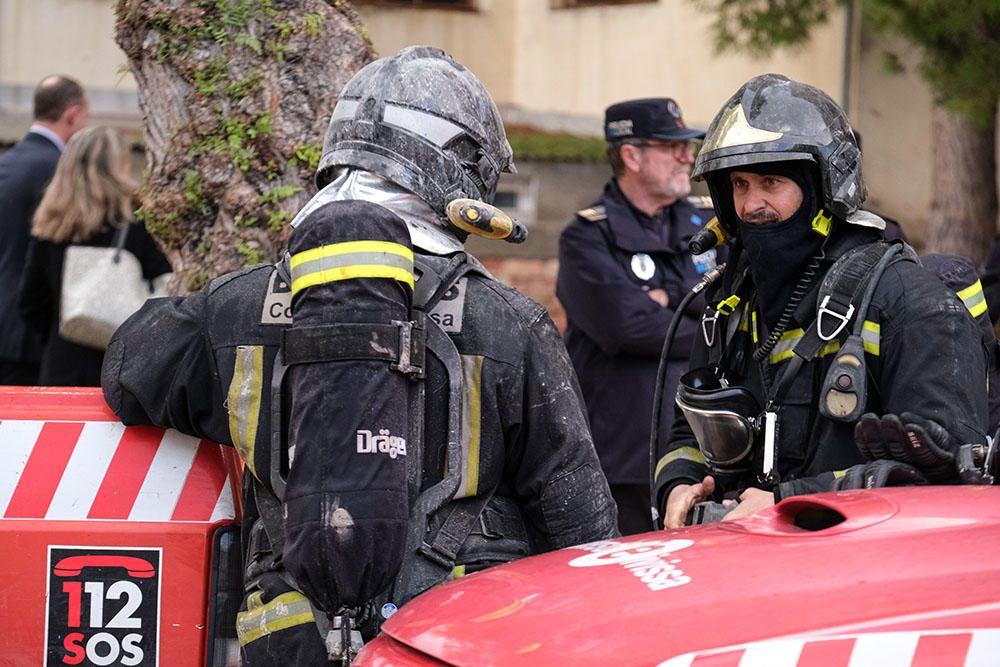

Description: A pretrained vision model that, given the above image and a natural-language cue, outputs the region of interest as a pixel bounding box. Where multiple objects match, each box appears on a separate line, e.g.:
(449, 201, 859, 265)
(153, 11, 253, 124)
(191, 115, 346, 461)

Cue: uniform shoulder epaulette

(686, 195, 714, 209)
(576, 205, 607, 223)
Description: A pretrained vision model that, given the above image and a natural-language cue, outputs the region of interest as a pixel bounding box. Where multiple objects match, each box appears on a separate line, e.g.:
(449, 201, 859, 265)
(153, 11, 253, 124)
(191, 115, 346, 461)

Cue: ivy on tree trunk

(115, 0, 375, 291)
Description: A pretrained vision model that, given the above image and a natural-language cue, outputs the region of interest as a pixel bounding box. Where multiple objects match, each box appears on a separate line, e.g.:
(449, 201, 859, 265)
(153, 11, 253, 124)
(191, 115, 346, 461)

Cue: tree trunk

(925, 104, 998, 265)
(115, 0, 375, 292)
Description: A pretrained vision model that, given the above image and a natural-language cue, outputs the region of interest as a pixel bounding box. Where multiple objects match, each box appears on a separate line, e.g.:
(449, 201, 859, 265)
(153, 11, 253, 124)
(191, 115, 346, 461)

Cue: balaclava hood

(733, 161, 826, 329)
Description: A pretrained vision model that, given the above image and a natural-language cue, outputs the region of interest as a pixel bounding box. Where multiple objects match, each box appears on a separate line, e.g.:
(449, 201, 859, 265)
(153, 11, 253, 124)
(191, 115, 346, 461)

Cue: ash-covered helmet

(692, 74, 866, 223)
(316, 46, 516, 219)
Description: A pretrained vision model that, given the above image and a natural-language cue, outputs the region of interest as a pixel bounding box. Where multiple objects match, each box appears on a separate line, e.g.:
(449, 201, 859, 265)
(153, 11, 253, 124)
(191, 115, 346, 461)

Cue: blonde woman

(18, 126, 170, 386)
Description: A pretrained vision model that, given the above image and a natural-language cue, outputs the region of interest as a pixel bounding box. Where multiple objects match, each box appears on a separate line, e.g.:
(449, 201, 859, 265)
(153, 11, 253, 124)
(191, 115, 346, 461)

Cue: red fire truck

(8, 386, 1000, 666)
(356, 485, 1000, 666)
(0, 386, 243, 666)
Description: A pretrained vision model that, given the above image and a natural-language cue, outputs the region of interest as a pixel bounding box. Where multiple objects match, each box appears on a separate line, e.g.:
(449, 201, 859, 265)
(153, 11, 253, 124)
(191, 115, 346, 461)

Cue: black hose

(647, 263, 726, 527)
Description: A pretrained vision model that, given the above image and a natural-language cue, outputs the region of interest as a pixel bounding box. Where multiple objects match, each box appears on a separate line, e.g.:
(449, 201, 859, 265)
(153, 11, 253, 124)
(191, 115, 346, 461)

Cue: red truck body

(9, 387, 1000, 666)
(358, 485, 1000, 666)
(0, 387, 243, 667)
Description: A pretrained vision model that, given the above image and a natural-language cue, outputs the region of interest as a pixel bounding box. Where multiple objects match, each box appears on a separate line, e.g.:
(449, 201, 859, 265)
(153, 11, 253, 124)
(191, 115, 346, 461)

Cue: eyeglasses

(632, 139, 701, 158)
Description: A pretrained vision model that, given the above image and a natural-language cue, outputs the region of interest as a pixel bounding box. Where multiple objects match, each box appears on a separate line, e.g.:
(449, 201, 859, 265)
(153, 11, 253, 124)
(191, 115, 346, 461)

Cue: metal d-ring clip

(701, 311, 719, 347)
(984, 434, 998, 485)
(816, 295, 855, 342)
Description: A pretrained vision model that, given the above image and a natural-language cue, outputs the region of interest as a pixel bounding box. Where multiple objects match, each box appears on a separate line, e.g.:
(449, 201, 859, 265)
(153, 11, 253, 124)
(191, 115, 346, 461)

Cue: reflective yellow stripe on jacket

(236, 590, 316, 646)
(228, 345, 263, 479)
(862, 321, 880, 355)
(768, 328, 841, 365)
(958, 279, 988, 318)
(765, 321, 881, 364)
(290, 240, 415, 294)
(454, 354, 484, 499)
(655, 446, 705, 481)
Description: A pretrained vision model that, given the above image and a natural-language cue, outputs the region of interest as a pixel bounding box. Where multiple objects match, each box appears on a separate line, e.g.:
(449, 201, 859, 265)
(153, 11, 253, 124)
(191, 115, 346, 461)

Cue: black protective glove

(834, 459, 929, 491)
(854, 412, 957, 482)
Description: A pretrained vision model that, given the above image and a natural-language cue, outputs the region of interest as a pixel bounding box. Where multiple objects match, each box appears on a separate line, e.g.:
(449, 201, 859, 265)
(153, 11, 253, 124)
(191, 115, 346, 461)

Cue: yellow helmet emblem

(702, 104, 784, 153)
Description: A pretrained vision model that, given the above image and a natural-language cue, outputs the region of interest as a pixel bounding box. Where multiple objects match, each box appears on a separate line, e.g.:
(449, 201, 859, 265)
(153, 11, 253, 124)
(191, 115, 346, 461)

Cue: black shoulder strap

(763, 242, 909, 404)
(770, 242, 914, 418)
(791, 241, 910, 364)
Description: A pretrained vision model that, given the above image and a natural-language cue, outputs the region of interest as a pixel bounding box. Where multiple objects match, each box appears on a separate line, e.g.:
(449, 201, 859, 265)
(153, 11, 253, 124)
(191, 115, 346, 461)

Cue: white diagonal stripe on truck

(129, 429, 202, 520)
(46, 421, 126, 519)
(0, 420, 44, 516)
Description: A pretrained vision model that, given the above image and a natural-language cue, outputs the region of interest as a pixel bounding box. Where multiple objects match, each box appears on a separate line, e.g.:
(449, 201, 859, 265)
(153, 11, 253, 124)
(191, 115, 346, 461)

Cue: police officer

(556, 98, 718, 535)
(653, 74, 990, 529)
(102, 46, 617, 664)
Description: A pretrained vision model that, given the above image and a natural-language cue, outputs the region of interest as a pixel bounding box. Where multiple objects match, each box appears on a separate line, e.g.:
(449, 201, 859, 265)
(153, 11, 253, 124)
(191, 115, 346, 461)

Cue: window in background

(354, 0, 476, 9)
(494, 174, 540, 230)
(552, 0, 657, 7)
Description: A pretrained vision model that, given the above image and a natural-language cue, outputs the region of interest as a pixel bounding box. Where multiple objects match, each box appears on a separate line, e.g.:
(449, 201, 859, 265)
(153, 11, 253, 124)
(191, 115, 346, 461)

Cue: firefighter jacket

(102, 221, 618, 600)
(557, 179, 720, 486)
(652, 225, 990, 510)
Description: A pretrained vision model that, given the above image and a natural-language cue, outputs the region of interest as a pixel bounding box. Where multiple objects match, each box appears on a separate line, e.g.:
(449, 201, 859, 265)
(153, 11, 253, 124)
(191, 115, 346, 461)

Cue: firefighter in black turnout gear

(102, 46, 617, 664)
(653, 74, 991, 529)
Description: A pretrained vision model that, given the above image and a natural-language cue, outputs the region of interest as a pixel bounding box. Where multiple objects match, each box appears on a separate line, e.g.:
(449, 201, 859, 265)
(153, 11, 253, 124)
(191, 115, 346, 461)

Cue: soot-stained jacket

(653, 225, 990, 510)
(102, 221, 618, 588)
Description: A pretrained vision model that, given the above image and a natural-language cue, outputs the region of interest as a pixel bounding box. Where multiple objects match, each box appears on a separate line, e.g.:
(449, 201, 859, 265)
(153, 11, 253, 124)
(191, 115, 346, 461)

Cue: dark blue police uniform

(557, 179, 719, 532)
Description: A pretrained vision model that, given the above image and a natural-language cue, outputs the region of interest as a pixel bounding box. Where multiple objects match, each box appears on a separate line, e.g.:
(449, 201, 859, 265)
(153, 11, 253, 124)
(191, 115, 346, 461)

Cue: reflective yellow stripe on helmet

(958, 279, 988, 318)
(654, 446, 706, 481)
(290, 240, 415, 294)
(236, 590, 316, 646)
(228, 345, 263, 480)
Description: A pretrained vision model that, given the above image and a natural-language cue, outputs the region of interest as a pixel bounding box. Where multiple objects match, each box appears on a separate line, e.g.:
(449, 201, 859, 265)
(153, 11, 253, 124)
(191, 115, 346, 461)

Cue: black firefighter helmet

(692, 74, 869, 233)
(316, 45, 516, 220)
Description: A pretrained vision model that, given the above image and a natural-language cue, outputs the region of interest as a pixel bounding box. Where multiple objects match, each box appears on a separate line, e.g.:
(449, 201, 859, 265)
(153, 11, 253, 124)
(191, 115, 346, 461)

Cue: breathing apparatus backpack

(240, 198, 534, 661)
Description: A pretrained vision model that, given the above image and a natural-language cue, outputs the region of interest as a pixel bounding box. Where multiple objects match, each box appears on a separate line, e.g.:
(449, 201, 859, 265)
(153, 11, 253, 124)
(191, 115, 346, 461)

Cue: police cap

(604, 98, 705, 142)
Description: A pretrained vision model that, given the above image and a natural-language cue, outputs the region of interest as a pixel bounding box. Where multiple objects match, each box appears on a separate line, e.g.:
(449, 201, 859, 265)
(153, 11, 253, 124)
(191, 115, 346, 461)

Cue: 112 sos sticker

(46, 547, 161, 666)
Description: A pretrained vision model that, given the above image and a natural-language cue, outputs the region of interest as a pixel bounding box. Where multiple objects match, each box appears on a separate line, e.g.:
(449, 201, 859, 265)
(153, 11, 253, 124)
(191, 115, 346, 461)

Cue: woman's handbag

(59, 223, 165, 350)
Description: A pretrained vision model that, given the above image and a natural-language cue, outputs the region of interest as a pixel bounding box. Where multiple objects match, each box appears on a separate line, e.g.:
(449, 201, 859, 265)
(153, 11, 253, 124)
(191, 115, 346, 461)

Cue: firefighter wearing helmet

(103, 46, 616, 664)
(652, 74, 990, 529)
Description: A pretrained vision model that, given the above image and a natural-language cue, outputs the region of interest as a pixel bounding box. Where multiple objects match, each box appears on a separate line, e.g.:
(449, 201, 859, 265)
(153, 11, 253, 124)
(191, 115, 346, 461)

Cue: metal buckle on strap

(417, 540, 457, 569)
(392, 317, 425, 379)
(701, 312, 719, 347)
(816, 295, 855, 342)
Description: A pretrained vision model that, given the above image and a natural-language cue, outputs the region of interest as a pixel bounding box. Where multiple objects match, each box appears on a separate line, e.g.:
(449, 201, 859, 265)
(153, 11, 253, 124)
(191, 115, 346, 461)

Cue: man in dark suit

(0, 75, 88, 384)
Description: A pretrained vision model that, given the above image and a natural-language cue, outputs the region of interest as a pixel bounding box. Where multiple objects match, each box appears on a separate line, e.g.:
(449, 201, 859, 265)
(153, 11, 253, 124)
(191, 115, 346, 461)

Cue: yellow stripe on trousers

(236, 590, 315, 646)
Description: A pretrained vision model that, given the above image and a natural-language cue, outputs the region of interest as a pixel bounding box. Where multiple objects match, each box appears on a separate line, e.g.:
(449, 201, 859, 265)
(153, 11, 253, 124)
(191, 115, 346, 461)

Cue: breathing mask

(674, 367, 763, 478)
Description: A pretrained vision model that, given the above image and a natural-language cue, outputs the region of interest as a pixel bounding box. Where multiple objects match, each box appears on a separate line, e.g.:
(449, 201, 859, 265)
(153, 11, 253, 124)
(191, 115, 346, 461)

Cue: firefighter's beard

(741, 207, 781, 224)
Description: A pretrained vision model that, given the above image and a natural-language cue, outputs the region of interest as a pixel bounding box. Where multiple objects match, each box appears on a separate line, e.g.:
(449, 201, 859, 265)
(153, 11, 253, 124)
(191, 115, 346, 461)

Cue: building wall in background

(0, 0, 139, 138)
(2, 0, 978, 313)
(356, 0, 849, 135)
